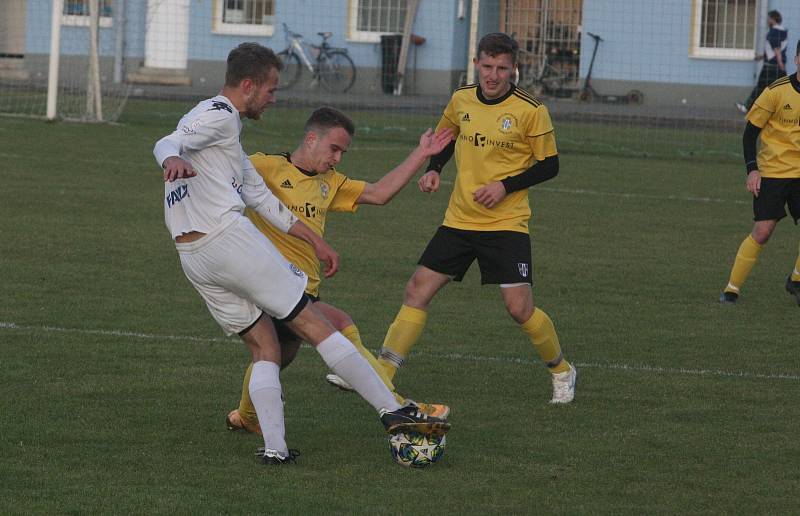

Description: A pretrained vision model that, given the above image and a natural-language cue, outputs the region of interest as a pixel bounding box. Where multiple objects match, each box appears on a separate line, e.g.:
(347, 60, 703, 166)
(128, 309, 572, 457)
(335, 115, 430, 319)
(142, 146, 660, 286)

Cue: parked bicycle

(515, 48, 574, 97)
(276, 23, 356, 94)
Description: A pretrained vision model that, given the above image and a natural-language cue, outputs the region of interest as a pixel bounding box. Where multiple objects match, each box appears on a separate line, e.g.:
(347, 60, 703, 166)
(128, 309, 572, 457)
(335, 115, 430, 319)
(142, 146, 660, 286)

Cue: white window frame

(347, 0, 406, 43)
(62, 1, 113, 28)
(212, 0, 275, 37)
(689, 0, 758, 60)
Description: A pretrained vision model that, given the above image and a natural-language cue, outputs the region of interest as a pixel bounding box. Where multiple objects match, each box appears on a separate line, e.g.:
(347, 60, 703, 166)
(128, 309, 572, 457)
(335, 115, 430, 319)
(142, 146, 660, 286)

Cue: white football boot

(550, 364, 577, 404)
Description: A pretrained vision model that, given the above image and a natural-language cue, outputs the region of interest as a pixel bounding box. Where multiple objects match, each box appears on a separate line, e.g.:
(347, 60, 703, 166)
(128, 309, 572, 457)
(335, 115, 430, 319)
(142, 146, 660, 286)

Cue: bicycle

(276, 23, 356, 94)
(515, 48, 572, 97)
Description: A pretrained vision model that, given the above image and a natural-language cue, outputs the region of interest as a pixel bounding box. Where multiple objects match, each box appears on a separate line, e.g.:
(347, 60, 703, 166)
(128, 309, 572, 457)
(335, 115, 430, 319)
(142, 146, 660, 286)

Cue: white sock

(317, 332, 401, 413)
(249, 360, 288, 456)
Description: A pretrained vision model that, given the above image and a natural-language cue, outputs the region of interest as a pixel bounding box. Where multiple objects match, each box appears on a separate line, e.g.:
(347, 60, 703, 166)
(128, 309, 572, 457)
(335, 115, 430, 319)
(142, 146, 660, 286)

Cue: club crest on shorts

(518, 263, 529, 277)
(288, 263, 305, 278)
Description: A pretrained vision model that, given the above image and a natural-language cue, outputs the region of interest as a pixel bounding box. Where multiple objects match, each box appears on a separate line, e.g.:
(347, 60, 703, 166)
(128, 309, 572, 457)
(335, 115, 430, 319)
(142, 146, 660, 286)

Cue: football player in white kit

(153, 43, 449, 465)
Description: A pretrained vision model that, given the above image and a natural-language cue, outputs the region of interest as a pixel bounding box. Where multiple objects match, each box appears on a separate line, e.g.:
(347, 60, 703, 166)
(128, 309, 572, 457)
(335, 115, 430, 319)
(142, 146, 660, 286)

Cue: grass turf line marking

(2, 321, 797, 382)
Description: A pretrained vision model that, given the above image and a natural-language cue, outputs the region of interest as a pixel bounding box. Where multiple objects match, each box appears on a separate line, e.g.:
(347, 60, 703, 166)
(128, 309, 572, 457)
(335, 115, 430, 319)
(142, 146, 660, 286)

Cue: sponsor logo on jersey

(280, 179, 293, 189)
(518, 263, 529, 277)
(461, 112, 471, 122)
(166, 184, 189, 208)
(181, 119, 203, 135)
(458, 132, 515, 149)
(288, 263, 305, 278)
(287, 202, 322, 219)
(208, 101, 232, 113)
(320, 182, 330, 199)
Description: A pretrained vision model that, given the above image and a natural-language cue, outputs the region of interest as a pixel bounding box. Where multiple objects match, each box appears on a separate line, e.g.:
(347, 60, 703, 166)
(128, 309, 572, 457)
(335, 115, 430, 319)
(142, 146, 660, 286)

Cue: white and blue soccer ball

(388, 431, 446, 468)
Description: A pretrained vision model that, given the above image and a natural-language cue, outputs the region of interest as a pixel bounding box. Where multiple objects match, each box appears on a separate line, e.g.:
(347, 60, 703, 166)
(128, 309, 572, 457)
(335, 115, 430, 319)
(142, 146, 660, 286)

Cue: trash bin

(380, 34, 403, 94)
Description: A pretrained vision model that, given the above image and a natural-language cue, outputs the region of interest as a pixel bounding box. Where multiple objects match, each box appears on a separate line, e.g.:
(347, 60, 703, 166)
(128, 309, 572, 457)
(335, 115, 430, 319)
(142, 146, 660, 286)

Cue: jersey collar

(791, 74, 800, 95)
(476, 83, 516, 105)
(285, 152, 319, 177)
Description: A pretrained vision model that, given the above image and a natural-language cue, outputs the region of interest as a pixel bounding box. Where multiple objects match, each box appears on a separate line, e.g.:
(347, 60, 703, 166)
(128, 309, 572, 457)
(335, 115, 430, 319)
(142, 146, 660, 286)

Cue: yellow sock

(237, 362, 258, 424)
(792, 242, 800, 282)
(725, 234, 763, 293)
(377, 305, 427, 382)
(341, 324, 405, 404)
(521, 308, 570, 374)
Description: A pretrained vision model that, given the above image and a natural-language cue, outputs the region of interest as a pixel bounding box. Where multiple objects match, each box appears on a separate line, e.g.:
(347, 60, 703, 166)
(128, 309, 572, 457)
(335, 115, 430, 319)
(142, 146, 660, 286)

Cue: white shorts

(175, 216, 308, 336)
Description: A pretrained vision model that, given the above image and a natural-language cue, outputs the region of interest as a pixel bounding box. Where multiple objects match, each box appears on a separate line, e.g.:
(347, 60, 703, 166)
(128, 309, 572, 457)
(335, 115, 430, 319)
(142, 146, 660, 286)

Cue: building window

(62, 0, 113, 28)
(690, 0, 757, 59)
(213, 0, 275, 36)
(349, 0, 407, 43)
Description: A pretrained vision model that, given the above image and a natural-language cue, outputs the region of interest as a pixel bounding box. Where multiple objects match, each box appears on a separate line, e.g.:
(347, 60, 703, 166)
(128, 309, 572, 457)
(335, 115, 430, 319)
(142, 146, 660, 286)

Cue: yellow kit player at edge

(720, 39, 800, 306)
(374, 32, 577, 404)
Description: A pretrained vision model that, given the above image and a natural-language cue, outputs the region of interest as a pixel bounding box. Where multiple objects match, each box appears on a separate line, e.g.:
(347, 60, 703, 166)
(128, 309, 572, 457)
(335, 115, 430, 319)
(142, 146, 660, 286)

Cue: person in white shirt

(153, 42, 449, 465)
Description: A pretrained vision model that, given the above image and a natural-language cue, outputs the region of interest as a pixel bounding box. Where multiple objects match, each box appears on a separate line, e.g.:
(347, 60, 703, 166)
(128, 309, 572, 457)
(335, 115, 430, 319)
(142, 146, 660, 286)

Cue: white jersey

(154, 95, 297, 239)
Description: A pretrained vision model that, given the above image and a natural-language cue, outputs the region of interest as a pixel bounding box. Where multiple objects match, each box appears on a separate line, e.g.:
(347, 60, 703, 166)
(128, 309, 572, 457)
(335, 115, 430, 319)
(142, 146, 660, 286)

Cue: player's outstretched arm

(356, 127, 454, 205)
(287, 221, 340, 278)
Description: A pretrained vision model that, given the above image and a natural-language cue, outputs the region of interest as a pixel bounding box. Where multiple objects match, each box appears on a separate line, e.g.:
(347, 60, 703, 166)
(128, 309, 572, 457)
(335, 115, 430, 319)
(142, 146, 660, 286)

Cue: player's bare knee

(403, 276, 428, 308)
(506, 301, 533, 324)
(751, 221, 777, 244)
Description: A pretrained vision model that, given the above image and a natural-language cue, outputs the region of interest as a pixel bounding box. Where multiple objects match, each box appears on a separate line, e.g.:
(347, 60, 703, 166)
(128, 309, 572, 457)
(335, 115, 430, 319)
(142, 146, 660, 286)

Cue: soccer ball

(388, 431, 446, 468)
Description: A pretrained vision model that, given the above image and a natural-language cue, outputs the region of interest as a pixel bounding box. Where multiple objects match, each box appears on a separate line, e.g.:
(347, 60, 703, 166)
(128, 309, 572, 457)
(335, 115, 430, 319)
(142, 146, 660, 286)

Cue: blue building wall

(25, 0, 466, 73)
(580, 0, 800, 86)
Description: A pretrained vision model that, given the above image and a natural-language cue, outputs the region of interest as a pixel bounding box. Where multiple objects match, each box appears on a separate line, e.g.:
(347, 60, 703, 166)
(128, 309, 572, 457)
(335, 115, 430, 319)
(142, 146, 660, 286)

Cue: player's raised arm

(356, 127, 454, 205)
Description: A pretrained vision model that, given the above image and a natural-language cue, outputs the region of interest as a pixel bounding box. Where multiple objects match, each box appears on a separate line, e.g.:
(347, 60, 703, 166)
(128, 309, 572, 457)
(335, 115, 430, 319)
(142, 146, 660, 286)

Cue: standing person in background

(738, 10, 788, 113)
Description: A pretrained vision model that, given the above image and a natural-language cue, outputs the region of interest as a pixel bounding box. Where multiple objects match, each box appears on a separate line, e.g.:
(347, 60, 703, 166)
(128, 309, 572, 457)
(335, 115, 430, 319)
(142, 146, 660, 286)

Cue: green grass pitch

(0, 101, 798, 514)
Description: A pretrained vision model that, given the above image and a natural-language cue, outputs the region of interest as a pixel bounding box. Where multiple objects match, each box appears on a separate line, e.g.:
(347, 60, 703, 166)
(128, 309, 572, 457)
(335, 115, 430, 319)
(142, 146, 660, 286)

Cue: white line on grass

(2, 321, 797, 382)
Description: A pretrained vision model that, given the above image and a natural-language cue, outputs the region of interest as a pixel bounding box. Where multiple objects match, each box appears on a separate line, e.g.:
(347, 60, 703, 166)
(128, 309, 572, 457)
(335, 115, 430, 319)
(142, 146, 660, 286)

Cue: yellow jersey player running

(373, 32, 577, 404)
(226, 107, 454, 435)
(720, 39, 800, 306)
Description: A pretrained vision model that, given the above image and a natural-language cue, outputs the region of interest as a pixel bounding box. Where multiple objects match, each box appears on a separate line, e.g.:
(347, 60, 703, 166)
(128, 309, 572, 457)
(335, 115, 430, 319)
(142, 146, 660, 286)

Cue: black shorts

(418, 226, 533, 285)
(272, 293, 319, 345)
(753, 178, 800, 223)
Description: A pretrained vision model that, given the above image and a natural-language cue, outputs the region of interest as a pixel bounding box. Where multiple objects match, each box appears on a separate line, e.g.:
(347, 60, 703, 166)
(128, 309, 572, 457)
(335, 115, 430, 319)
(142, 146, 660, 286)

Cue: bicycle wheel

(317, 51, 356, 93)
(277, 50, 302, 90)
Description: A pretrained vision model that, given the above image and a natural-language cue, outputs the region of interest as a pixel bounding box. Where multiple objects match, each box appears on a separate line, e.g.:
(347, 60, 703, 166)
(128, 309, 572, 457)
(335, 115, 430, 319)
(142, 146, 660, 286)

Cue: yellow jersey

(748, 74, 800, 179)
(435, 83, 558, 233)
(246, 152, 366, 297)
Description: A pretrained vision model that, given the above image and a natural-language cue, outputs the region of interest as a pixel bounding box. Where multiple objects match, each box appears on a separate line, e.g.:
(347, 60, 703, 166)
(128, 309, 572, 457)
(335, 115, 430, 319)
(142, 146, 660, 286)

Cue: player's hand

(746, 170, 762, 197)
(162, 156, 196, 182)
(417, 127, 454, 157)
(418, 170, 441, 193)
(314, 239, 340, 278)
(473, 181, 507, 208)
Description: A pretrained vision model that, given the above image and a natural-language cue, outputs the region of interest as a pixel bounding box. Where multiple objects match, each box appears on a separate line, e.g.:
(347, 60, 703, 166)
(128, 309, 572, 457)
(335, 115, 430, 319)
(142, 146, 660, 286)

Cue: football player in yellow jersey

(375, 33, 577, 404)
(720, 40, 800, 306)
(226, 107, 454, 434)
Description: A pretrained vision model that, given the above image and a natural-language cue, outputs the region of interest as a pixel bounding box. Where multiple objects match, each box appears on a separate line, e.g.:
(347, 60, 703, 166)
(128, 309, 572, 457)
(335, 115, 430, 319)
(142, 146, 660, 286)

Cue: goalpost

(1, 0, 129, 122)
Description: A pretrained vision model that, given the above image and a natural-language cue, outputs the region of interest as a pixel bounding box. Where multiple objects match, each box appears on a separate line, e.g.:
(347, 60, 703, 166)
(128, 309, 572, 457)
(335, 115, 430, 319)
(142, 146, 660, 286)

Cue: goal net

(0, 0, 130, 122)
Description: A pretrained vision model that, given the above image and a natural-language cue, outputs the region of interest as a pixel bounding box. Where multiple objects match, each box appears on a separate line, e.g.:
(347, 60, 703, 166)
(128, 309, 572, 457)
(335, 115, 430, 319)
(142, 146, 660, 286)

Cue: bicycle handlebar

(282, 22, 303, 39)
